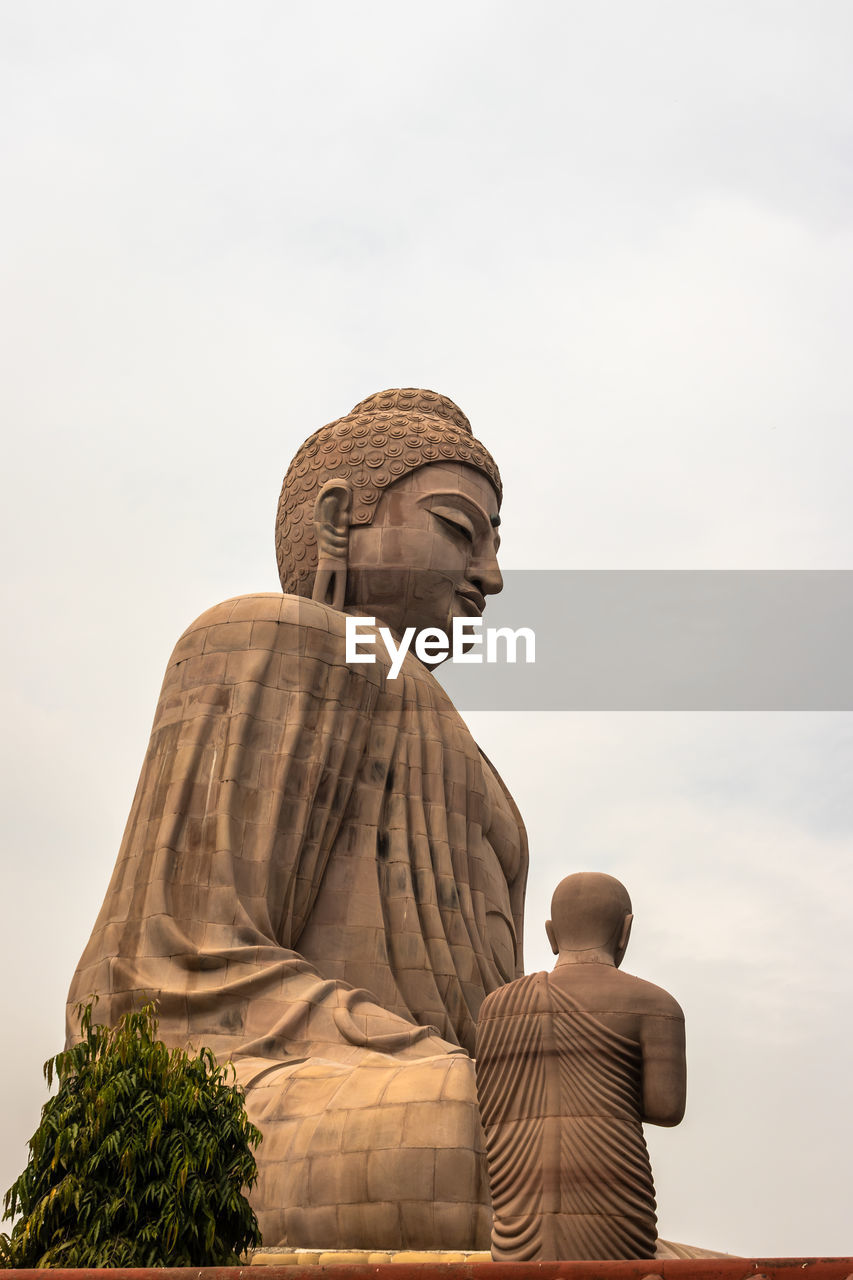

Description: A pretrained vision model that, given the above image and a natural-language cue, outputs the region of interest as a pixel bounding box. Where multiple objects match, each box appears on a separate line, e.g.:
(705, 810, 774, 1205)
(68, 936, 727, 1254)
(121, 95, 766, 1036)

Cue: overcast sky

(2, 1, 852, 1258)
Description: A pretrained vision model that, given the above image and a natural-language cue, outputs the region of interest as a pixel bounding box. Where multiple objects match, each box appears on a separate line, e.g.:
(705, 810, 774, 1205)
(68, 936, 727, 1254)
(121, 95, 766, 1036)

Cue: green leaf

(0, 1000, 261, 1267)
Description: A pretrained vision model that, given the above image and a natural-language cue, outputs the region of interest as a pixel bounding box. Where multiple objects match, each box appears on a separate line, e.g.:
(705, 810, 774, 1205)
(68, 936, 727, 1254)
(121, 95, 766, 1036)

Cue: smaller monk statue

(475, 872, 686, 1262)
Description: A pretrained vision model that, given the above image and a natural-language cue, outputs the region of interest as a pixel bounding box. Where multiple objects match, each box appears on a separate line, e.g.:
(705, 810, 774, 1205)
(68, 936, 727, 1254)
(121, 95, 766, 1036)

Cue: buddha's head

(276, 388, 503, 636)
(545, 873, 634, 968)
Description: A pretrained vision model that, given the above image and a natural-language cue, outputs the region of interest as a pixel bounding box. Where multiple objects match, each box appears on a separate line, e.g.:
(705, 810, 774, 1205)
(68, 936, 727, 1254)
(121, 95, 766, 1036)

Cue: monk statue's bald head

(546, 872, 634, 967)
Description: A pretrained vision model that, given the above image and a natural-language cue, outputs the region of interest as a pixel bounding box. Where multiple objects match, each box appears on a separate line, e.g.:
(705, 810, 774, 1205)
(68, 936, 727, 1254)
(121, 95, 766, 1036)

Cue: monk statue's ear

(312, 479, 352, 611)
(614, 912, 633, 968)
(545, 918, 558, 956)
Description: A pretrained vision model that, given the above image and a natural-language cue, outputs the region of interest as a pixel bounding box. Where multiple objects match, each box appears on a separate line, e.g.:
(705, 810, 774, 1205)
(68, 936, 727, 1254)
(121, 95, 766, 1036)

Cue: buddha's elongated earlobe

(312, 479, 352, 611)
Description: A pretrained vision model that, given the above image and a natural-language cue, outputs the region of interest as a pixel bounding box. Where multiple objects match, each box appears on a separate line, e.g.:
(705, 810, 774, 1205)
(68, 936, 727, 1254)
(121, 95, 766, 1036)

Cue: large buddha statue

(67, 388, 528, 1250)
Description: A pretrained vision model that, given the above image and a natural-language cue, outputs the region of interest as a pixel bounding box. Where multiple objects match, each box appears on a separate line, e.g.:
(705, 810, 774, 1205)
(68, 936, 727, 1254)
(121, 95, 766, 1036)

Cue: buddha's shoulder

(178, 593, 351, 640)
(167, 593, 356, 668)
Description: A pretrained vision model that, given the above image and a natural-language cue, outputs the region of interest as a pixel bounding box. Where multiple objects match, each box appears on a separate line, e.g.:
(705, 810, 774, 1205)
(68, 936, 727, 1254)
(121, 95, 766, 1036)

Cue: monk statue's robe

(475, 971, 657, 1261)
(68, 592, 527, 1248)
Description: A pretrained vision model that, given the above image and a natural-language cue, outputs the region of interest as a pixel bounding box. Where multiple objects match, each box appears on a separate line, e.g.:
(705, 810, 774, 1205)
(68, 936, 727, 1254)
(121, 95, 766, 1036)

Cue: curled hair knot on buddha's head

(275, 387, 502, 597)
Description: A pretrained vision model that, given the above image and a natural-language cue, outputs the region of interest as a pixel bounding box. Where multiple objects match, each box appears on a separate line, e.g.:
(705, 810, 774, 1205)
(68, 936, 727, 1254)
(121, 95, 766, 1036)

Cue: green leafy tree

(0, 1001, 262, 1267)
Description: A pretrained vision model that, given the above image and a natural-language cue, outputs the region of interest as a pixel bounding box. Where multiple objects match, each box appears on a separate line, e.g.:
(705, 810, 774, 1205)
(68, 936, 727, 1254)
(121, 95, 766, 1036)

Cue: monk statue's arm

(639, 1006, 687, 1127)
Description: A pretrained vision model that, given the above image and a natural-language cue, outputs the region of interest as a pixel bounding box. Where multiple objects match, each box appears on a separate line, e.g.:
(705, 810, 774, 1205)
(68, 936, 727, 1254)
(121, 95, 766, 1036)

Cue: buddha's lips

(456, 587, 486, 615)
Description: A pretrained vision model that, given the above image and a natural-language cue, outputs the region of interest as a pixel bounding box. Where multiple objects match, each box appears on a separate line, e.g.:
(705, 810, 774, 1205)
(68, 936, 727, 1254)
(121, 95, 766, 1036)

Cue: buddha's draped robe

(475, 971, 657, 1261)
(67, 593, 527, 1247)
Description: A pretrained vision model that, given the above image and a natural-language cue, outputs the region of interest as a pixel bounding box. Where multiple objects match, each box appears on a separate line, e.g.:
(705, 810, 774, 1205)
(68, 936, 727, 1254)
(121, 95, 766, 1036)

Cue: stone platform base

(248, 1241, 734, 1266)
(10, 1258, 851, 1280)
(250, 1251, 492, 1266)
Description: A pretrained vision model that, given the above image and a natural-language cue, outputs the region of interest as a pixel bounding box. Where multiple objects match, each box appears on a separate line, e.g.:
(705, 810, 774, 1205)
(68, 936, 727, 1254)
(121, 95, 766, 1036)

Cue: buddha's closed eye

(431, 506, 476, 543)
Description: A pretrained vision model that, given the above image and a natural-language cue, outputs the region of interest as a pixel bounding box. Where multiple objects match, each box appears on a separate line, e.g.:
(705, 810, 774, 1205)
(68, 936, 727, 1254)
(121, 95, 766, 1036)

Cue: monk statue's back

(68, 389, 528, 1250)
(475, 872, 686, 1261)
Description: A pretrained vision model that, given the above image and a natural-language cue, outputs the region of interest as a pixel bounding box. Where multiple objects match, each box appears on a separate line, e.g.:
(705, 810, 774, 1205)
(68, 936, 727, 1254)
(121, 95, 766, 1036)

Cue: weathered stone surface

(67, 390, 525, 1250)
(12, 1256, 852, 1278)
(476, 873, 687, 1261)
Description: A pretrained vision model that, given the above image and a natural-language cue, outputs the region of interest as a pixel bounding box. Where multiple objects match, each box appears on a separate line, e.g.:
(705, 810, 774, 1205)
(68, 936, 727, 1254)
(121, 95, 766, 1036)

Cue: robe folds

(476, 971, 657, 1261)
(68, 593, 528, 1247)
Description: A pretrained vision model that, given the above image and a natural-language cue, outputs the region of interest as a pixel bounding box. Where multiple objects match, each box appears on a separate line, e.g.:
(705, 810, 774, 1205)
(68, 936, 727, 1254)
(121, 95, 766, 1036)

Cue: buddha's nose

(471, 556, 503, 598)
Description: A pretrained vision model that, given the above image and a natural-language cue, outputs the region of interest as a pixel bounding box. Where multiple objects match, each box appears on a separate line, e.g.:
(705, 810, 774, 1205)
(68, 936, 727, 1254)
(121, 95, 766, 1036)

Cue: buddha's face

(345, 462, 503, 639)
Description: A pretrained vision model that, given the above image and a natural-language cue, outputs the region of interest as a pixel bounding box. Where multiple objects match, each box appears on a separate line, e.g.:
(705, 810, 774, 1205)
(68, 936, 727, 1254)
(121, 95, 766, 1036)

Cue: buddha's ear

(614, 913, 633, 968)
(545, 918, 558, 956)
(312, 479, 352, 611)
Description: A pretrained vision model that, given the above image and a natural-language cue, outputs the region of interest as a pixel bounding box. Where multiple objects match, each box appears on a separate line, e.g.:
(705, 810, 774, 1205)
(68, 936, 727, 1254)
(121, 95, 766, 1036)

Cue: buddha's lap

(234, 1052, 491, 1249)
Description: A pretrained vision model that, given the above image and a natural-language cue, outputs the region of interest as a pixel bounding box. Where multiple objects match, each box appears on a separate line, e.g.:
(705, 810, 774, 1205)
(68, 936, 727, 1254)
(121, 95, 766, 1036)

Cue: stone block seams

(9, 1255, 853, 1280)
